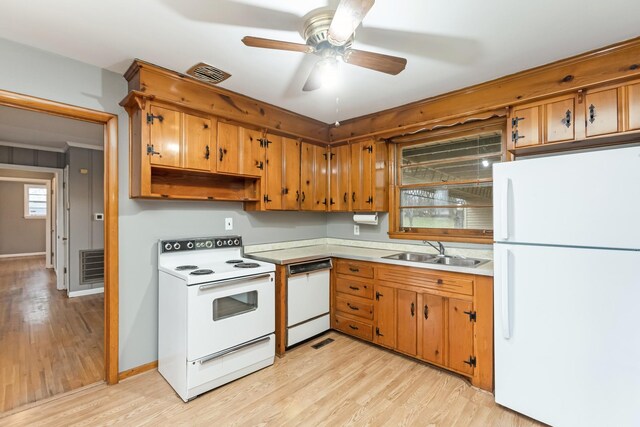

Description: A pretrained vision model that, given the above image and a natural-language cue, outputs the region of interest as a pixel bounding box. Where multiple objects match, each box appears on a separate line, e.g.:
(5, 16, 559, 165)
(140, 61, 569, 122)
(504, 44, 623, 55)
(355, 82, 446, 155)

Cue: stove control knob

(173, 242, 181, 250)
(186, 242, 194, 249)
(227, 239, 233, 246)
(164, 243, 173, 251)
(233, 239, 240, 246)
(215, 240, 222, 247)
(206, 241, 214, 248)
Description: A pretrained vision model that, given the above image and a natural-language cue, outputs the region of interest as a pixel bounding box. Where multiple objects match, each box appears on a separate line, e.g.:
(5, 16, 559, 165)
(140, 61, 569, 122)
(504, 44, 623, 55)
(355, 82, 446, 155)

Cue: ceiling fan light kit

(241, 0, 407, 92)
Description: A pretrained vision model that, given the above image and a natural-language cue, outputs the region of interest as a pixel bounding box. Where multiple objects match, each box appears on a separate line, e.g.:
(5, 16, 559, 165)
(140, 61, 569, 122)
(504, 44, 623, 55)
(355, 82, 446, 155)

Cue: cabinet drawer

(335, 277, 374, 299)
(334, 314, 373, 341)
(336, 259, 374, 279)
(335, 294, 374, 320)
(378, 267, 473, 296)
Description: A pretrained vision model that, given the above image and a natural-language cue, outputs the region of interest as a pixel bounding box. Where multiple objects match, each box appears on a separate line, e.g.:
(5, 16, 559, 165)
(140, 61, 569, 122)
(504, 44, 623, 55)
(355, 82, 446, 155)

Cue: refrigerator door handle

(498, 178, 511, 241)
(501, 247, 511, 339)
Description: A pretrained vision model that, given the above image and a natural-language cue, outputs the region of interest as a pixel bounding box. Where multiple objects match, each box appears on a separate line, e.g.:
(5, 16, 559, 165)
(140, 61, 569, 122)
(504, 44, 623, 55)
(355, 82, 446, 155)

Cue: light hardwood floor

(0, 256, 104, 413)
(1, 331, 541, 426)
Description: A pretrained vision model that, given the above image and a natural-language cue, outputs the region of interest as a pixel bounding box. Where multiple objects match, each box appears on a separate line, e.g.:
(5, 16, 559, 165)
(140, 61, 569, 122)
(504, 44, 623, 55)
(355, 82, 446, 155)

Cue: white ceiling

(1, 1, 639, 123)
(0, 105, 104, 151)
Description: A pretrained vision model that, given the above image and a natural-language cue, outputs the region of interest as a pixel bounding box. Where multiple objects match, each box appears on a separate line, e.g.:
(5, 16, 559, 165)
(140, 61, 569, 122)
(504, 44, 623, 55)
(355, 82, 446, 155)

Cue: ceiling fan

(241, 0, 407, 92)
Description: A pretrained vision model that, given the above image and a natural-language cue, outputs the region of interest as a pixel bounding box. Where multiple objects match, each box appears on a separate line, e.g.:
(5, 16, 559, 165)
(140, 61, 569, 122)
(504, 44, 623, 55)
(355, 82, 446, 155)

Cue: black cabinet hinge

(259, 138, 272, 147)
(464, 310, 477, 322)
(256, 161, 264, 170)
(375, 291, 383, 300)
(463, 356, 477, 367)
(146, 113, 164, 124)
(375, 327, 384, 337)
(263, 194, 272, 203)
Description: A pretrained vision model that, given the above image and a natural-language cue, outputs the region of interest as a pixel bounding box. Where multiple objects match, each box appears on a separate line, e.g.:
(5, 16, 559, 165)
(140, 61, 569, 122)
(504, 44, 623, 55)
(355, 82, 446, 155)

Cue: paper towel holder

(353, 212, 378, 225)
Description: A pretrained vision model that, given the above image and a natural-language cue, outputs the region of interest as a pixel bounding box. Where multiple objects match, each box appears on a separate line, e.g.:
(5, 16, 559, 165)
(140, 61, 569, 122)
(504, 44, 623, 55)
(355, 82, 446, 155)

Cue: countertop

(245, 243, 493, 277)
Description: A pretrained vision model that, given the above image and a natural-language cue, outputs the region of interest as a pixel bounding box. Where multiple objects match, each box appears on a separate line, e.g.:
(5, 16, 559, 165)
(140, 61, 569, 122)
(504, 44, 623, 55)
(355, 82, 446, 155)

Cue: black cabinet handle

(296, 190, 299, 202)
(349, 324, 359, 331)
(330, 198, 335, 205)
(301, 191, 306, 202)
(348, 285, 360, 291)
(411, 302, 415, 317)
(352, 192, 356, 202)
(561, 109, 572, 128)
(424, 304, 429, 320)
(343, 192, 347, 203)
(205, 145, 210, 160)
(589, 104, 597, 124)
(347, 303, 359, 311)
(437, 279, 443, 285)
(349, 267, 359, 272)
(219, 148, 224, 161)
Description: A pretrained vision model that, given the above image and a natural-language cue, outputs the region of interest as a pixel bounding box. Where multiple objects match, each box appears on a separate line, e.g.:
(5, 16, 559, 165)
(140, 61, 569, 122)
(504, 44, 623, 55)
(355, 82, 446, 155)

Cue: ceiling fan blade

(343, 49, 407, 75)
(328, 0, 375, 46)
(242, 36, 314, 54)
(302, 62, 323, 92)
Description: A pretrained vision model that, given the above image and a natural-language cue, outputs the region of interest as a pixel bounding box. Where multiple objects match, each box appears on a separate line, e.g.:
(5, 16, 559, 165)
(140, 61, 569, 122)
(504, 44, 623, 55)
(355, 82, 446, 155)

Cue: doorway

(0, 89, 119, 411)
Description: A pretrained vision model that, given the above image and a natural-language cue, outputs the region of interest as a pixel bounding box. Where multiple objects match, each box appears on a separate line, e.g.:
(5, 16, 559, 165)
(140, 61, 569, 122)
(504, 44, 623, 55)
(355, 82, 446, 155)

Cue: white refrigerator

(493, 146, 640, 427)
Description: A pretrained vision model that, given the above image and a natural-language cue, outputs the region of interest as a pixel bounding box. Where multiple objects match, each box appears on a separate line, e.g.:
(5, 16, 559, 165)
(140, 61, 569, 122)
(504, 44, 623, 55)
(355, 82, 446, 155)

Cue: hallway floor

(0, 256, 103, 412)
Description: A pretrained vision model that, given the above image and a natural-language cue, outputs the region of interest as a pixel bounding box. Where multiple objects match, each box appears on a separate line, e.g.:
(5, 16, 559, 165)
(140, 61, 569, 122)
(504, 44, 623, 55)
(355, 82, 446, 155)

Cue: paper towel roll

(353, 213, 378, 225)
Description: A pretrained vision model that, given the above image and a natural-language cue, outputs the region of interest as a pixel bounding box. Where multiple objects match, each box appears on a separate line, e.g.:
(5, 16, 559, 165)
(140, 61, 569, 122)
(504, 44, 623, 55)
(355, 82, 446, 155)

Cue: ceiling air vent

(186, 62, 231, 85)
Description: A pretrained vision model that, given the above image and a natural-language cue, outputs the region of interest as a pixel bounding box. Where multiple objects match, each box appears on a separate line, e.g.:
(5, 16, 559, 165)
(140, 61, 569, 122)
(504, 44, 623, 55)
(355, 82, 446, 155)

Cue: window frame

(388, 119, 507, 243)
(24, 183, 48, 219)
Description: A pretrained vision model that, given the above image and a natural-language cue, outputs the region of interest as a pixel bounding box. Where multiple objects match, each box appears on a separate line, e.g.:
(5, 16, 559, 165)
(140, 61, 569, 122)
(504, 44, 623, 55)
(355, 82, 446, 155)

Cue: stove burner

(234, 262, 260, 269)
(225, 259, 244, 264)
(175, 265, 198, 271)
(190, 269, 214, 275)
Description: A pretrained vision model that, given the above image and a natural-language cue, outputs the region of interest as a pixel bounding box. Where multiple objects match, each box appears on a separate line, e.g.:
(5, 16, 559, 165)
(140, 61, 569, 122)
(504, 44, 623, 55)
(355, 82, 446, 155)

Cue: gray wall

(0, 180, 47, 255)
(67, 147, 104, 292)
(0, 37, 328, 370)
(0, 145, 65, 168)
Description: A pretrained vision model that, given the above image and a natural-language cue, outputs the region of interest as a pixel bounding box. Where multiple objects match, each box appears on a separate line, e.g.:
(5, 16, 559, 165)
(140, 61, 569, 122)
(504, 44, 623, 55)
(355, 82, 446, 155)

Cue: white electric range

(157, 235, 275, 402)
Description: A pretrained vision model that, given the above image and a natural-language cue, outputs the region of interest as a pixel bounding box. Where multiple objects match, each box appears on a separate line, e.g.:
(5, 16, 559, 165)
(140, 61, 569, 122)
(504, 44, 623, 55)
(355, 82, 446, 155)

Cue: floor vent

(186, 62, 231, 85)
(80, 249, 104, 285)
(311, 338, 334, 349)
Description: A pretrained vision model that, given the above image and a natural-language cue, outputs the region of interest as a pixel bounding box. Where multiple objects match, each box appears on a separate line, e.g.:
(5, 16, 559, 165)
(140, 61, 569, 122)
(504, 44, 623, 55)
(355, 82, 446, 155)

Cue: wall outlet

(354, 225, 360, 235)
(225, 217, 233, 231)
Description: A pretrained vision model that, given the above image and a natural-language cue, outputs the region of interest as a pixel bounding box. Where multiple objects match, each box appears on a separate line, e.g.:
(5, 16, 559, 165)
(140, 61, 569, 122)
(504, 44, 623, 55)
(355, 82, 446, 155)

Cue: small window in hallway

(24, 184, 47, 218)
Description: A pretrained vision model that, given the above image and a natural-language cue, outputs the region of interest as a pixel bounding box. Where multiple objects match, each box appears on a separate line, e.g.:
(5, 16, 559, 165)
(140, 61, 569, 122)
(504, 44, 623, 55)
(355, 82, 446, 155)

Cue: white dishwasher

(286, 258, 332, 347)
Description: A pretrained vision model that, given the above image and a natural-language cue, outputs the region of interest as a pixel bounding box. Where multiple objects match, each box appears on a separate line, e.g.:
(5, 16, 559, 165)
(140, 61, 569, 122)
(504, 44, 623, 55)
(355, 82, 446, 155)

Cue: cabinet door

(264, 134, 283, 210)
(300, 142, 315, 210)
(329, 144, 350, 211)
(374, 284, 396, 348)
(628, 83, 640, 131)
(448, 298, 475, 375)
(546, 98, 575, 143)
(510, 106, 540, 148)
(313, 145, 328, 211)
(396, 289, 417, 356)
(586, 89, 619, 137)
(350, 142, 363, 209)
(282, 137, 301, 210)
(420, 293, 444, 365)
(148, 105, 181, 167)
(240, 128, 265, 177)
(183, 114, 213, 171)
(216, 122, 241, 174)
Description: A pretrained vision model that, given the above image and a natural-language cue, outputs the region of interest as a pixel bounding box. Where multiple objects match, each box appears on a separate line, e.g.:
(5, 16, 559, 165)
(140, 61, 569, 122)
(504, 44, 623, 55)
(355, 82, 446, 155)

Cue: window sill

(388, 231, 494, 244)
(24, 216, 46, 220)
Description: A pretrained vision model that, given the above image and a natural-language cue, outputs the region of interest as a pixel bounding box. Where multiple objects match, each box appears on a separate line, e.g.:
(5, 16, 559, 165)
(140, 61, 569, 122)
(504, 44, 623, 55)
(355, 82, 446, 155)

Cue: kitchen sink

(382, 252, 439, 262)
(383, 252, 489, 268)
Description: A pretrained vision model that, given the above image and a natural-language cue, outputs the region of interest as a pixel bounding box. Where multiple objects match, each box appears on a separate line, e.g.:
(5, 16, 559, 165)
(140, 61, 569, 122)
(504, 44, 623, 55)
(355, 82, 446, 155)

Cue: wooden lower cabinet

(330, 258, 494, 392)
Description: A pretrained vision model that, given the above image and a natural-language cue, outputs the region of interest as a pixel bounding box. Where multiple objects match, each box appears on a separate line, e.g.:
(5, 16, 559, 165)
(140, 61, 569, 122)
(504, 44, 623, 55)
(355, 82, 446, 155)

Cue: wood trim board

(118, 361, 158, 381)
(0, 89, 120, 385)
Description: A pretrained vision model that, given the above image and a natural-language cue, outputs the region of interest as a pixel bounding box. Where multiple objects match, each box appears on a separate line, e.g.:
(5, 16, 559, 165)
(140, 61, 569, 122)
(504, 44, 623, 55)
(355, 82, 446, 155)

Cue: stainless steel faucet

(423, 240, 446, 257)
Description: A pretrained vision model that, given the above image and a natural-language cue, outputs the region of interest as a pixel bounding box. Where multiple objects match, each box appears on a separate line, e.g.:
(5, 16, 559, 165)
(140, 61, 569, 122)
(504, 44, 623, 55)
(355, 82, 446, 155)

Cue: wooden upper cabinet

(546, 98, 575, 143)
(349, 142, 363, 209)
(264, 134, 283, 210)
(148, 105, 181, 167)
(282, 137, 301, 210)
(349, 139, 386, 212)
(510, 105, 541, 148)
(448, 298, 475, 375)
(396, 289, 417, 356)
(240, 128, 265, 177)
(183, 114, 214, 171)
(586, 88, 620, 137)
(420, 293, 444, 365)
(329, 144, 351, 211)
(374, 284, 396, 349)
(216, 122, 242, 174)
(300, 142, 328, 211)
(627, 82, 640, 131)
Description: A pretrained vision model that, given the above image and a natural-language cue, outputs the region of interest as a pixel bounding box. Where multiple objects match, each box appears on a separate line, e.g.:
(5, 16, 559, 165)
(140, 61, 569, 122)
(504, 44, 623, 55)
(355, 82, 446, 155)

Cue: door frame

(0, 89, 119, 384)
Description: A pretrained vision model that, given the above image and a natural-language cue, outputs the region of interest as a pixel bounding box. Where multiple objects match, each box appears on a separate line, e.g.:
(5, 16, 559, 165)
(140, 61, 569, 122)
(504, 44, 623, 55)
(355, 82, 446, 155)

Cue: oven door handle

(198, 335, 271, 365)
(198, 273, 272, 291)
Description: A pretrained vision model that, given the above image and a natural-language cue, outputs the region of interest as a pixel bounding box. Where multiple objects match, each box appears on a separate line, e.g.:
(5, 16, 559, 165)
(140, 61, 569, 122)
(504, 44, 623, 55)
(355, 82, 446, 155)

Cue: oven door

(187, 272, 275, 361)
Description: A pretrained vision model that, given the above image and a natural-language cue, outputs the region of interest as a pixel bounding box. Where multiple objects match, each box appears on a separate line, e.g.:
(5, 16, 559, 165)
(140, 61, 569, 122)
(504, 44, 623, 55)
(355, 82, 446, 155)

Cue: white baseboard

(68, 287, 104, 298)
(0, 252, 45, 259)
